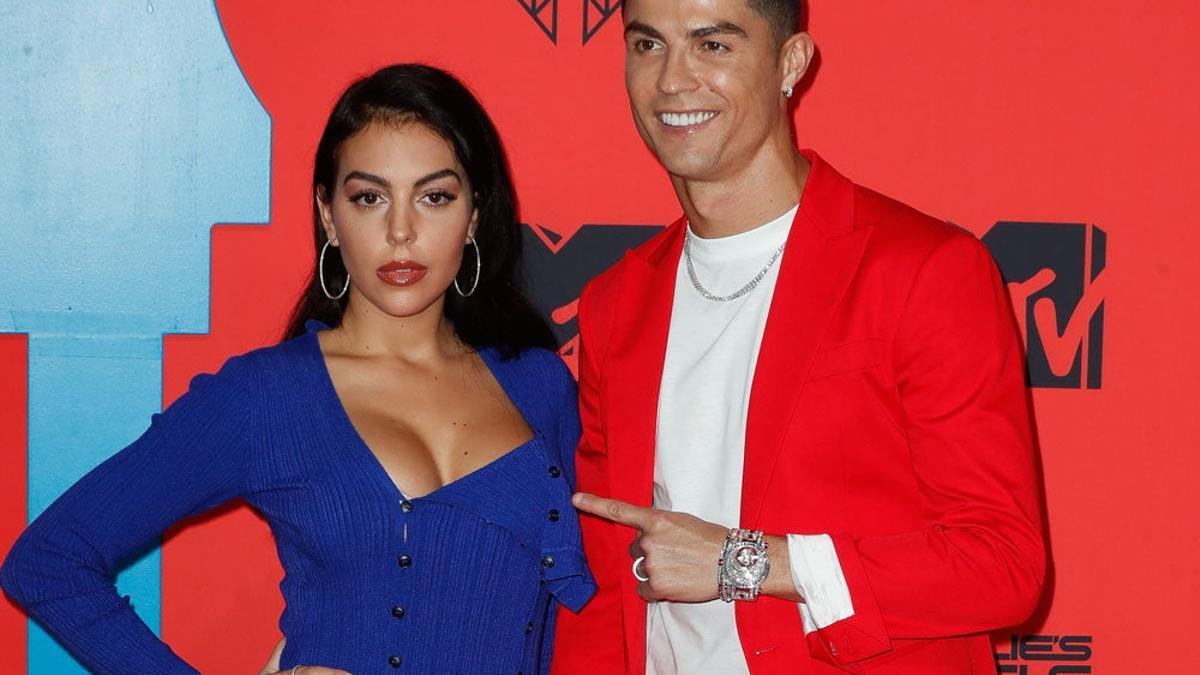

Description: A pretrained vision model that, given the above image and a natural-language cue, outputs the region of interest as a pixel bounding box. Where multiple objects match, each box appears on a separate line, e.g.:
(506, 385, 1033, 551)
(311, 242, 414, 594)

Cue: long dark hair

(283, 64, 555, 357)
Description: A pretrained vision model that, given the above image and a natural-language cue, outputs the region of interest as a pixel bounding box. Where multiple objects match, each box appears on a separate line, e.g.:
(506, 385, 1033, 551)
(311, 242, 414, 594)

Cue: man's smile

(657, 110, 719, 129)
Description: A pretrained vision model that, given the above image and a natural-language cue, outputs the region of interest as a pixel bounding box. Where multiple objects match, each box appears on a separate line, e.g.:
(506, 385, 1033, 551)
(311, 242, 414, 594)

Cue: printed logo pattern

(995, 634, 1094, 674)
(516, 0, 623, 44)
(522, 223, 662, 374)
(983, 222, 1107, 389)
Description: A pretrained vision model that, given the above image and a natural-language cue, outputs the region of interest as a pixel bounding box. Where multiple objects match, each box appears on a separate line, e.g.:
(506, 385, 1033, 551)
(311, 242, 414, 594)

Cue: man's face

(623, 0, 786, 183)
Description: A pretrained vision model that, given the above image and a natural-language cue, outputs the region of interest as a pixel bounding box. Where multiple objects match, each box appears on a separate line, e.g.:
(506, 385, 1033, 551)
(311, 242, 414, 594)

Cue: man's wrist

(760, 534, 804, 602)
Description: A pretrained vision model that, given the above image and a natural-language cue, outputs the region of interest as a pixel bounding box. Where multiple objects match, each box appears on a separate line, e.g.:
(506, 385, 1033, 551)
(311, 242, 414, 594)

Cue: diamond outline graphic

(583, 0, 622, 44)
(517, 0, 558, 44)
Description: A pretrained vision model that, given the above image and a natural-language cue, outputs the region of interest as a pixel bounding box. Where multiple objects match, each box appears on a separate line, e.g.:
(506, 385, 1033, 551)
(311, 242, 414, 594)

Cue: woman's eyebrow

(413, 168, 461, 188)
(343, 170, 390, 187)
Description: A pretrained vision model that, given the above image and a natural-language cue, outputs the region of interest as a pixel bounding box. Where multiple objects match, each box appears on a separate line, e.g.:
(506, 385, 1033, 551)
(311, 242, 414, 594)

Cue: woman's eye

(351, 191, 386, 207)
(422, 191, 457, 206)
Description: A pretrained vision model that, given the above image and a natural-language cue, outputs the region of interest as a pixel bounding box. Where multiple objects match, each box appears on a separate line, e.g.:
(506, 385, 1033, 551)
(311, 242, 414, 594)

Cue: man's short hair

(623, 1, 805, 46)
(750, 0, 804, 45)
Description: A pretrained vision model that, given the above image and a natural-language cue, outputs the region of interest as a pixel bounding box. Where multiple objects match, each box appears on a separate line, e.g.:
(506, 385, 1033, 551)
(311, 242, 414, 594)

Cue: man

(554, 0, 1046, 673)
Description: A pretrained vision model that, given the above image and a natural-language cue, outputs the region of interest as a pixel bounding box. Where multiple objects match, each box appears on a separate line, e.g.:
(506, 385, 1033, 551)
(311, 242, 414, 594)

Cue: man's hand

(572, 492, 727, 602)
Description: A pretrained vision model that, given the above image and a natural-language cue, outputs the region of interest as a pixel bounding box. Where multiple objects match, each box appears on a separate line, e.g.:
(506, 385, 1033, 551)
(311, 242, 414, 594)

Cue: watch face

(734, 545, 760, 568)
(722, 541, 769, 587)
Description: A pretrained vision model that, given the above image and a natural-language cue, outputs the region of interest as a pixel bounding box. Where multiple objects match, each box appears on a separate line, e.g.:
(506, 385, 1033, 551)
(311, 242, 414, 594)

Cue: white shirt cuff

(786, 533, 855, 634)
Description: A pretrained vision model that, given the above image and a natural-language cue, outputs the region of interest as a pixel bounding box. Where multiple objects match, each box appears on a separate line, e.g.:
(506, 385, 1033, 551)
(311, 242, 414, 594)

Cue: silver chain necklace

(683, 227, 787, 302)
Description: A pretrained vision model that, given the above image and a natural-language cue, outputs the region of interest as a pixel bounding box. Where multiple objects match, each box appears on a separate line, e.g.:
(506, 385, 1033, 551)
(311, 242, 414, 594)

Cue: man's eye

(702, 41, 728, 53)
(635, 39, 660, 53)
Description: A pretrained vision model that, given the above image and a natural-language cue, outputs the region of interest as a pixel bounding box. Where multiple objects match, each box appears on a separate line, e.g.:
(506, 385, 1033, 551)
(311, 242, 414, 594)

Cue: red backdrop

(3, 1, 1198, 672)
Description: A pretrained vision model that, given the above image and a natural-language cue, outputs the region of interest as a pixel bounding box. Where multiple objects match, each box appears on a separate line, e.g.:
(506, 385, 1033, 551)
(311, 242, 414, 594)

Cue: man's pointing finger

(573, 492, 654, 530)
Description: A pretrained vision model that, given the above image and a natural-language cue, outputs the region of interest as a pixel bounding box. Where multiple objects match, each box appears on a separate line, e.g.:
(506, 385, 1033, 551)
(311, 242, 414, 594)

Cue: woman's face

(317, 121, 478, 320)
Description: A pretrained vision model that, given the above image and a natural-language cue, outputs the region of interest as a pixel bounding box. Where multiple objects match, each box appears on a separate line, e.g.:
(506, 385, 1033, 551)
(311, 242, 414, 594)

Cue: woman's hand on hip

(259, 636, 352, 675)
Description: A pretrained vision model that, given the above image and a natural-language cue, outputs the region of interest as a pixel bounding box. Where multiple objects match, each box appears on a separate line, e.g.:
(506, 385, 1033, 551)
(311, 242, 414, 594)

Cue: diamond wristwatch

(718, 528, 770, 602)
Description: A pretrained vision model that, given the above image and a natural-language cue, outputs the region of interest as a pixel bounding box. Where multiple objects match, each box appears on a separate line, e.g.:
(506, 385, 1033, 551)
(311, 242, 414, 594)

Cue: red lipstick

(376, 260, 428, 287)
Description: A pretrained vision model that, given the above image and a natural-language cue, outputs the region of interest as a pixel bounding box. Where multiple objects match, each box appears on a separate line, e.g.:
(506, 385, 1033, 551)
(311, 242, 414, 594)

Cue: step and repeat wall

(2, 1, 1197, 672)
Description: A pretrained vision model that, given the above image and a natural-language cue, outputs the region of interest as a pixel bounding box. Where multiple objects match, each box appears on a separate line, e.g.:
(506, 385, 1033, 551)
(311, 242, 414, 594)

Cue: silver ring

(291, 666, 302, 675)
(632, 556, 649, 582)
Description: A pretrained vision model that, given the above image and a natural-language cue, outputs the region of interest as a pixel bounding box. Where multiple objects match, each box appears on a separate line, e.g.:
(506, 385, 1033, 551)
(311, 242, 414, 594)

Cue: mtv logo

(982, 222, 1108, 389)
(521, 223, 662, 375)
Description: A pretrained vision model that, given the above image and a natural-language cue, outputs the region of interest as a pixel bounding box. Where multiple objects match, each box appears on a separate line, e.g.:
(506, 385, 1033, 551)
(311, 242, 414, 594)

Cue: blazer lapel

(604, 220, 685, 510)
(741, 153, 871, 527)
(600, 221, 683, 672)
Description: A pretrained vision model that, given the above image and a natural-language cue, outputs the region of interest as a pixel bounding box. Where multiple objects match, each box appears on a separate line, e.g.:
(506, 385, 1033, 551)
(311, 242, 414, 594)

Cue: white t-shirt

(647, 206, 854, 674)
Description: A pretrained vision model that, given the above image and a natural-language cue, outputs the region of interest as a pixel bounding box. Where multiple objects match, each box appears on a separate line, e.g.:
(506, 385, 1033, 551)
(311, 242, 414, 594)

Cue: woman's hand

(259, 637, 351, 675)
(258, 637, 285, 675)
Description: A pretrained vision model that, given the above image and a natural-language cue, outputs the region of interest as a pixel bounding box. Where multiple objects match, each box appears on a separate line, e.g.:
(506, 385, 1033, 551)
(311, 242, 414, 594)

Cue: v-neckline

(306, 323, 541, 502)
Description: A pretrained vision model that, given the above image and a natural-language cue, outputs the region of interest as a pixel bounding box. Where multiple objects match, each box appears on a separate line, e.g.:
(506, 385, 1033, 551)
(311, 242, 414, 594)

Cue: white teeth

(659, 111, 717, 127)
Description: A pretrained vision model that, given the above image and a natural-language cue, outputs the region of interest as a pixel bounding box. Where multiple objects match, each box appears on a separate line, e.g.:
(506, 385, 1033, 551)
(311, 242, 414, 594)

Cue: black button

(542, 555, 555, 568)
(548, 509, 560, 522)
(548, 466, 561, 478)
(398, 554, 412, 568)
(392, 605, 405, 619)
(525, 622, 534, 634)
(388, 654, 402, 668)
(400, 500, 414, 513)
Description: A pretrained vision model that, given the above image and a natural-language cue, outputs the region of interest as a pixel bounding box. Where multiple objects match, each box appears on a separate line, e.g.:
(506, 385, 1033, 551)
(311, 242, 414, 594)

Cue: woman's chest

(333, 361, 536, 500)
(250, 431, 562, 561)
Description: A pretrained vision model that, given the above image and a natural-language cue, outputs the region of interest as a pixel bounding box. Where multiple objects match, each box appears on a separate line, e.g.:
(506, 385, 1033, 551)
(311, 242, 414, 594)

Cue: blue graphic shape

(0, 2, 270, 672)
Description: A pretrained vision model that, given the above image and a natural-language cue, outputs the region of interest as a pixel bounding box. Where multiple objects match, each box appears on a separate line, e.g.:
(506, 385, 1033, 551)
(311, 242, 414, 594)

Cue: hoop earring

(454, 237, 481, 298)
(319, 240, 350, 300)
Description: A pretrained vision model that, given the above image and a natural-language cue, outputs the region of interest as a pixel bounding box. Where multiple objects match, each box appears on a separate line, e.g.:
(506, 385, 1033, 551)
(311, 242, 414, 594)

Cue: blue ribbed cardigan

(1, 321, 596, 674)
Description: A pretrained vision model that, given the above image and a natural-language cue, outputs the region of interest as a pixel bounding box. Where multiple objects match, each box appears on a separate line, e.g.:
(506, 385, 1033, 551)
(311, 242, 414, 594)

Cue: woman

(1, 64, 595, 674)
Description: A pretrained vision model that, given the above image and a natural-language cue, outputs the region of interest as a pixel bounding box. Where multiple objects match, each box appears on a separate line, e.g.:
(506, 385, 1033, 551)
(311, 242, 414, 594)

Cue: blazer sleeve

(551, 278, 629, 675)
(0, 354, 263, 675)
(808, 232, 1047, 668)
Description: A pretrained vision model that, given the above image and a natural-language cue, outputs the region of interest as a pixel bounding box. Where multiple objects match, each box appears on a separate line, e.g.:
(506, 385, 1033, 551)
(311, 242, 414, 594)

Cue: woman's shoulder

(239, 328, 316, 369)
(497, 346, 574, 391)
(188, 328, 318, 397)
(485, 346, 576, 427)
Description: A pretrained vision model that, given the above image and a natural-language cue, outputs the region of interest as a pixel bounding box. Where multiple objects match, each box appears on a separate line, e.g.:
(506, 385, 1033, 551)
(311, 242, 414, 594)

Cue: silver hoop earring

(319, 240, 350, 300)
(454, 237, 481, 298)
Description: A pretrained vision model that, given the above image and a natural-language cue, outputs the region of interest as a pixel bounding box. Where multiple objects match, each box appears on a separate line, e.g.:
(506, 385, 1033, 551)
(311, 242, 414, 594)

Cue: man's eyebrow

(624, 20, 665, 41)
(690, 22, 749, 40)
(343, 170, 389, 187)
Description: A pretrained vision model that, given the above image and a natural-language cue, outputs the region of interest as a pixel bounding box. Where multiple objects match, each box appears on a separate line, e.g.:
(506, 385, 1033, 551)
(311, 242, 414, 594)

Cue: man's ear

(780, 32, 815, 95)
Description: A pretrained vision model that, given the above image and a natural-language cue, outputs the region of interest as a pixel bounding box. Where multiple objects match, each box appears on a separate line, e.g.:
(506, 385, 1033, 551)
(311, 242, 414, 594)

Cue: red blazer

(553, 152, 1046, 674)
